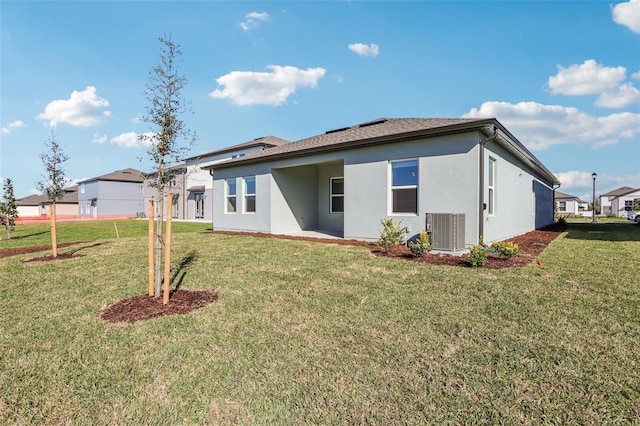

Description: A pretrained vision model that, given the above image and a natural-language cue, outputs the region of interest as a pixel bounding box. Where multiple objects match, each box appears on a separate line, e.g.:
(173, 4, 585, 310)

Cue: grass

(1, 221, 639, 424)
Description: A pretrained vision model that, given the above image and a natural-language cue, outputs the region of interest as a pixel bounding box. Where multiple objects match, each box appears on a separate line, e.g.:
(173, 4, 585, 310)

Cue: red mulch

(0, 242, 83, 259)
(99, 290, 219, 324)
(209, 224, 566, 269)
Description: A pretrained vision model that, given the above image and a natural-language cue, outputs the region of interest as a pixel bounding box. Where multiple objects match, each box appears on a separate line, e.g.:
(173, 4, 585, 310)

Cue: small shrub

(378, 219, 408, 251)
(408, 232, 432, 257)
(492, 241, 520, 258)
(556, 216, 567, 226)
(468, 243, 487, 267)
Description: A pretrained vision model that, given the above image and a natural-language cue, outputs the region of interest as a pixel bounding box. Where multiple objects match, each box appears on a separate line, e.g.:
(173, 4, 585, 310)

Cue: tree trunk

(154, 196, 164, 298)
(163, 194, 173, 305)
(148, 200, 155, 297)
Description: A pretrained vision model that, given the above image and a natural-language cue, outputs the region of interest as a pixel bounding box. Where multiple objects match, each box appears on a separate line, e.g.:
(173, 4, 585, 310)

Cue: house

(598, 186, 635, 215)
(609, 187, 640, 217)
(182, 136, 290, 221)
(204, 117, 560, 248)
(554, 191, 584, 215)
(141, 136, 289, 220)
(142, 165, 188, 219)
(16, 186, 79, 218)
(78, 168, 144, 218)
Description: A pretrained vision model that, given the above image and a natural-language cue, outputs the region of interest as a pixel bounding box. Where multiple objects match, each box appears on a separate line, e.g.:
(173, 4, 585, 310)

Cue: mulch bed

(99, 290, 219, 324)
(209, 224, 566, 269)
(0, 242, 84, 259)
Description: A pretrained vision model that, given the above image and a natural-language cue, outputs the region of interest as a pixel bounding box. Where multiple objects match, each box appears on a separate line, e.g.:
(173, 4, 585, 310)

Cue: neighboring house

(16, 194, 44, 217)
(610, 187, 640, 217)
(599, 186, 635, 215)
(181, 136, 289, 221)
(554, 191, 583, 215)
(142, 165, 188, 219)
(78, 168, 145, 218)
(204, 117, 560, 248)
(16, 186, 79, 217)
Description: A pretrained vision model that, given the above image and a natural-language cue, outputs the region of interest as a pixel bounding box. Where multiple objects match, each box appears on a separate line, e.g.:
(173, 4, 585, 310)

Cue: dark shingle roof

(208, 118, 487, 168)
(601, 186, 638, 197)
(78, 168, 144, 184)
(16, 186, 78, 205)
(205, 117, 559, 186)
(555, 191, 578, 200)
(185, 135, 290, 160)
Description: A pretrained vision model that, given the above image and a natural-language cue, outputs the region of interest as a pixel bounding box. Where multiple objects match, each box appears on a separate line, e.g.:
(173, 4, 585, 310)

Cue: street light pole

(592, 172, 597, 223)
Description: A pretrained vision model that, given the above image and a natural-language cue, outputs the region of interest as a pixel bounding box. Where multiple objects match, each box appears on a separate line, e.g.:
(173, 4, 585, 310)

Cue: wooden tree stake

(50, 204, 58, 258)
(148, 200, 154, 297)
(163, 194, 173, 305)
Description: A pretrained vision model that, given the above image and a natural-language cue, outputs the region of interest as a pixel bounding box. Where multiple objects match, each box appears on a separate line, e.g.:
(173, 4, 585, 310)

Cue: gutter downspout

(478, 126, 498, 244)
(552, 182, 561, 222)
(209, 169, 215, 230)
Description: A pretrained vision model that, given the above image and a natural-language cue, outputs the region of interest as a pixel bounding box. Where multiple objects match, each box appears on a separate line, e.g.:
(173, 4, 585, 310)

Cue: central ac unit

(426, 213, 466, 251)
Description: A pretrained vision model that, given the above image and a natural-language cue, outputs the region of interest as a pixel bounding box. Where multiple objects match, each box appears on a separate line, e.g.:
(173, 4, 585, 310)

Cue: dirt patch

(99, 289, 219, 324)
(23, 252, 86, 263)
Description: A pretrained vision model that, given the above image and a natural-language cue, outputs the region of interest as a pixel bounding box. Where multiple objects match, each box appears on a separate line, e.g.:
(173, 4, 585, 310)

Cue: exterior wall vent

(426, 213, 466, 251)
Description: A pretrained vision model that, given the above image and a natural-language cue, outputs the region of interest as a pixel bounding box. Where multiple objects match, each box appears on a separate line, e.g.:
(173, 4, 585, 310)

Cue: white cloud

(548, 59, 626, 96)
(110, 132, 154, 149)
(595, 82, 640, 108)
(1, 120, 25, 135)
(612, 0, 640, 34)
(632, 71, 640, 80)
(240, 11, 269, 31)
(210, 65, 326, 106)
(37, 86, 111, 127)
(463, 101, 640, 150)
(91, 132, 108, 144)
(348, 43, 380, 57)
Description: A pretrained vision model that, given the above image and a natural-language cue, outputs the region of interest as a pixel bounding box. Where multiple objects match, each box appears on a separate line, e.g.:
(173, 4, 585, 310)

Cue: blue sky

(1, 0, 639, 202)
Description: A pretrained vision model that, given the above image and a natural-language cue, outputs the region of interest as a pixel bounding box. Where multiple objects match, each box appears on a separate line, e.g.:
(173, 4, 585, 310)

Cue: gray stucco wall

(211, 130, 556, 245)
(482, 141, 555, 243)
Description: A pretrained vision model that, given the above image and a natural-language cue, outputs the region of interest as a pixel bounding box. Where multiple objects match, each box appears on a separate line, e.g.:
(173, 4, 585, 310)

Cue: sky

(1, 0, 639, 202)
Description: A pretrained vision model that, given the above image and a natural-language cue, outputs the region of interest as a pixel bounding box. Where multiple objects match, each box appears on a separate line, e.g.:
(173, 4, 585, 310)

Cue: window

(225, 179, 236, 213)
(488, 157, 496, 215)
(80, 184, 85, 194)
(330, 177, 344, 213)
(558, 201, 566, 212)
(624, 200, 633, 211)
(391, 159, 418, 214)
(195, 193, 205, 219)
(172, 195, 179, 219)
(244, 176, 255, 213)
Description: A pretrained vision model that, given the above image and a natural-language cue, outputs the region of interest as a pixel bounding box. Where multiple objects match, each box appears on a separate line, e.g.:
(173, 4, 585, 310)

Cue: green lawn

(1, 221, 638, 424)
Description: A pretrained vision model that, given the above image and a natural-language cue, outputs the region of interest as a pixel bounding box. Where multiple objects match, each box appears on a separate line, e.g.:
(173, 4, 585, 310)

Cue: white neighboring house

(554, 191, 584, 215)
(599, 186, 635, 215)
(15, 186, 79, 218)
(170, 136, 290, 221)
(610, 187, 640, 217)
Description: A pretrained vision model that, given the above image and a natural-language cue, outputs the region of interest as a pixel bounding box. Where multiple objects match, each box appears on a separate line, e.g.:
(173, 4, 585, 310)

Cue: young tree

(38, 131, 69, 257)
(140, 36, 196, 298)
(0, 178, 18, 239)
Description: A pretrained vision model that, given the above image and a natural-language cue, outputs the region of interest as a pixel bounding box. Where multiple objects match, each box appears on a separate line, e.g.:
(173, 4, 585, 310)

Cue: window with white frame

(488, 157, 496, 215)
(244, 176, 256, 213)
(390, 159, 418, 214)
(330, 177, 344, 213)
(557, 201, 566, 212)
(225, 179, 236, 213)
(172, 195, 179, 219)
(624, 200, 633, 211)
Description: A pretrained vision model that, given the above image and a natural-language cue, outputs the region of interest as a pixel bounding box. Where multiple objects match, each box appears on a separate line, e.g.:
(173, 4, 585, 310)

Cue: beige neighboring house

(15, 186, 79, 217)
